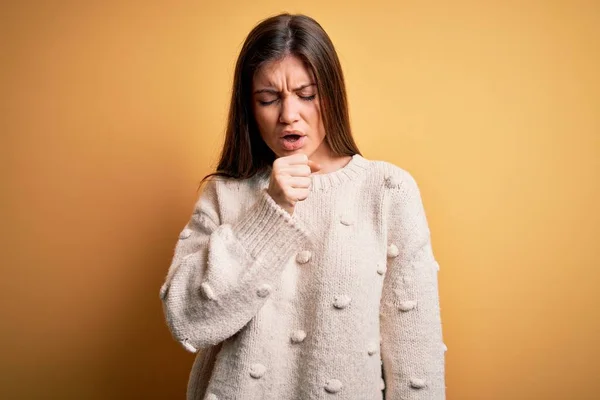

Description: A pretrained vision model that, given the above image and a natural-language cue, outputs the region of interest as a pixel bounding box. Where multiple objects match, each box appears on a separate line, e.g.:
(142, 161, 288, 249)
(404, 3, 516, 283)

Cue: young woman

(160, 12, 446, 400)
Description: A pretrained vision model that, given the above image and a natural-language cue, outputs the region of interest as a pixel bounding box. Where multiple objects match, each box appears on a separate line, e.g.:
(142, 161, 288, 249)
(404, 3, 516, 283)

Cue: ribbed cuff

(233, 189, 312, 267)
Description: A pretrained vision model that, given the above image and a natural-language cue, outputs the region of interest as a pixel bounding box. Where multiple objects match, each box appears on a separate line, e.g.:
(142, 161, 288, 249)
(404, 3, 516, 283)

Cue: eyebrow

(253, 83, 316, 95)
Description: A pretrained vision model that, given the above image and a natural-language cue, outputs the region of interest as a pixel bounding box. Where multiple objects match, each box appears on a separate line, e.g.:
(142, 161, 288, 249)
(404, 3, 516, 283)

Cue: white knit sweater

(160, 154, 446, 400)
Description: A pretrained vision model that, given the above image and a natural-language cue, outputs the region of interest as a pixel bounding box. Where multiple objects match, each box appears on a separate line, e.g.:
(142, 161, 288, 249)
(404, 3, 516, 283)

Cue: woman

(160, 12, 446, 400)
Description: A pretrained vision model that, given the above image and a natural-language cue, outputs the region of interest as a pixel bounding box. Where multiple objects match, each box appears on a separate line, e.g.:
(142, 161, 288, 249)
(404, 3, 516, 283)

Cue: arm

(160, 178, 311, 352)
(379, 169, 446, 399)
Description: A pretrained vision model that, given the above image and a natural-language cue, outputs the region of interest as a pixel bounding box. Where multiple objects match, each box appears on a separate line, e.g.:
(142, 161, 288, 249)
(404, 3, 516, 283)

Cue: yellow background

(2, 1, 599, 399)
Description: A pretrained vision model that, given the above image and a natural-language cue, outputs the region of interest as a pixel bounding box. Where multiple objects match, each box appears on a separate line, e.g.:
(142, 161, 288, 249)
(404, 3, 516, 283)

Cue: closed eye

(258, 94, 316, 106)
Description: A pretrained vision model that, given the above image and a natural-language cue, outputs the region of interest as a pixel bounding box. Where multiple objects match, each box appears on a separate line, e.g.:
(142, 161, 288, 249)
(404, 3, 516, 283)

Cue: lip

(279, 133, 307, 151)
(280, 130, 305, 138)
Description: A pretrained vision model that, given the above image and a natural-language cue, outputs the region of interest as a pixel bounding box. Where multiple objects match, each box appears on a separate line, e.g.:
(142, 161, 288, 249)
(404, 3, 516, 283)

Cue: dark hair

(198, 12, 361, 190)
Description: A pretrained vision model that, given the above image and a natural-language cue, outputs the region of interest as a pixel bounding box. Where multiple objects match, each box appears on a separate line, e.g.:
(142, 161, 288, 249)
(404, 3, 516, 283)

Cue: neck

(308, 142, 353, 175)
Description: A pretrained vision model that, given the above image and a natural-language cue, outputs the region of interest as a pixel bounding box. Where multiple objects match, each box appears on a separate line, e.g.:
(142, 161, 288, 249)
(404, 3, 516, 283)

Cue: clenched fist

(267, 153, 322, 215)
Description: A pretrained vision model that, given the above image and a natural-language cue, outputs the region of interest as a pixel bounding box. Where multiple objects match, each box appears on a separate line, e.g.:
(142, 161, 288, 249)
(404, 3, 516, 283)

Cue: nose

(278, 95, 300, 124)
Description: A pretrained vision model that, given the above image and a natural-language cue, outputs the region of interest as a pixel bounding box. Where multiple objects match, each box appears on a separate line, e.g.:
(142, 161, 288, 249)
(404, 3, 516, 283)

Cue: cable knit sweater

(159, 154, 446, 400)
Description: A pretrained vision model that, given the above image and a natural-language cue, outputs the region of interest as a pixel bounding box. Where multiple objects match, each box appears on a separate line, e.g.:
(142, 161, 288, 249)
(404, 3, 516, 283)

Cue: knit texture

(160, 154, 446, 400)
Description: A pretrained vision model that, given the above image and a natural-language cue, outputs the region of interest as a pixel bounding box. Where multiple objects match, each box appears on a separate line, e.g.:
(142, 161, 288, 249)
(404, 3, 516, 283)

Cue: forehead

(253, 55, 315, 86)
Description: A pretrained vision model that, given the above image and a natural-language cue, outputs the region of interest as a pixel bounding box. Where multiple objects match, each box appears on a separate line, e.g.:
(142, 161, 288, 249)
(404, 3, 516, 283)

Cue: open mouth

(283, 134, 302, 142)
(280, 134, 306, 150)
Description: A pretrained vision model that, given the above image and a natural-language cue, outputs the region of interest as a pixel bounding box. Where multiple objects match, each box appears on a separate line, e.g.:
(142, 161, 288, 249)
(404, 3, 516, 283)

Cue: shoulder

(194, 171, 268, 218)
(367, 159, 421, 193)
(200, 171, 266, 199)
(365, 159, 429, 222)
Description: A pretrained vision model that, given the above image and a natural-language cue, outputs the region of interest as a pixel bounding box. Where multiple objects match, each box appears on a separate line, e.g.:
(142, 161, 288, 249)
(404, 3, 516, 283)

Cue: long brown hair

(198, 12, 361, 190)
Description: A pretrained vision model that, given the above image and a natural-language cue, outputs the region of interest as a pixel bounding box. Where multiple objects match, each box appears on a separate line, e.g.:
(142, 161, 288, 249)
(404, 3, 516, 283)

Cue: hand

(267, 153, 322, 215)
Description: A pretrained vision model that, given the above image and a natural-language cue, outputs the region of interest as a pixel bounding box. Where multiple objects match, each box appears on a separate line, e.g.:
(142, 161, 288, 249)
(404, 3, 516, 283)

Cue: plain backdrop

(2, 1, 599, 399)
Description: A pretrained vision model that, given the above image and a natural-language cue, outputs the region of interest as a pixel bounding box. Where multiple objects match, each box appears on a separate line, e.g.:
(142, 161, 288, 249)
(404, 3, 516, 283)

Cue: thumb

(308, 159, 322, 174)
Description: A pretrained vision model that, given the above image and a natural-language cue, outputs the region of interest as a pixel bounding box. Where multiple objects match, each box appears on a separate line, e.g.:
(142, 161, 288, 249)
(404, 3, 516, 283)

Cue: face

(251, 54, 327, 158)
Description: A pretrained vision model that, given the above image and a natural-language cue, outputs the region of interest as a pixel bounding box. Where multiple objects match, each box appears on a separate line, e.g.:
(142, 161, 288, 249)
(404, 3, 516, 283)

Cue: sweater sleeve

(159, 178, 311, 353)
(379, 169, 446, 399)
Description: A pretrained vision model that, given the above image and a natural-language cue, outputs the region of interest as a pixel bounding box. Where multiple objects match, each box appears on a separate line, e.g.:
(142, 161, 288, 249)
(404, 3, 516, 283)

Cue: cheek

(306, 102, 324, 134)
(254, 107, 276, 132)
